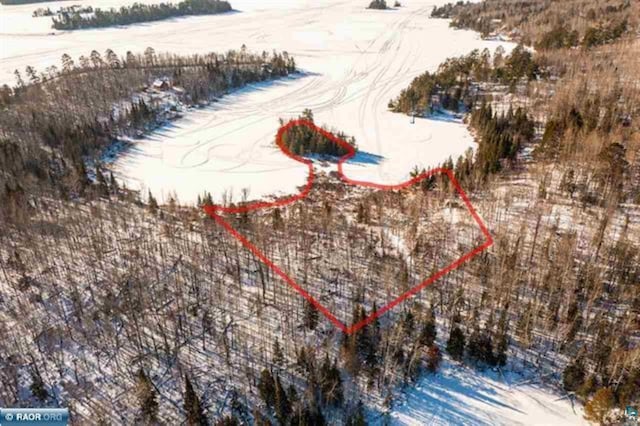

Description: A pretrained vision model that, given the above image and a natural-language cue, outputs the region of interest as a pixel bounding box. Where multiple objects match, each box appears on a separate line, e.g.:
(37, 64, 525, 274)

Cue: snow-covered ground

(1, 0, 514, 203)
(388, 360, 588, 426)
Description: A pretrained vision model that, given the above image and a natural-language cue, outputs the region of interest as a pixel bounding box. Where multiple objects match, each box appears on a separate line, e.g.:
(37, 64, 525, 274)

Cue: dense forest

(51, 0, 232, 30)
(0, 47, 296, 220)
(430, 0, 639, 48)
(429, 1, 640, 423)
(278, 109, 357, 157)
(391, 45, 539, 114)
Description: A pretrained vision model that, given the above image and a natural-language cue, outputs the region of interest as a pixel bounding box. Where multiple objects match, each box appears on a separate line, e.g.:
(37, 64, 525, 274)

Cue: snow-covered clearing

(388, 360, 588, 426)
(1, 0, 514, 204)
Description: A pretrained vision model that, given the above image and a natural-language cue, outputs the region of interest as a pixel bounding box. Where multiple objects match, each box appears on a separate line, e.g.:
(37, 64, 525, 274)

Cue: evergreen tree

(258, 369, 276, 408)
(272, 338, 284, 367)
(148, 190, 159, 213)
(30, 370, 48, 402)
(303, 299, 319, 330)
(446, 326, 465, 361)
(274, 375, 291, 424)
(493, 309, 509, 367)
(184, 375, 208, 426)
(562, 359, 586, 392)
(418, 308, 437, 347)
(135, 369, 159, 424)
(467, 327, 495, 366)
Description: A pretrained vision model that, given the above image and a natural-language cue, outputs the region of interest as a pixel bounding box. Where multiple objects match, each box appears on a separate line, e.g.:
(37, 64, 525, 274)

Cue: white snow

(388, 361, 588, 426)
(1, 0, 514, 204)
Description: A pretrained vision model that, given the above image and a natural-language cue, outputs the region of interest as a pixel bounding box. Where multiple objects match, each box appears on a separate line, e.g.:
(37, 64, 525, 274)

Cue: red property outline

(203, 119, 493, 334)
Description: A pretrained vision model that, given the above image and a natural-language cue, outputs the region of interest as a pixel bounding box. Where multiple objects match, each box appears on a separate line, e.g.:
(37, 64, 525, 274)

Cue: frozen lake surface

(2, 0, 514, 203)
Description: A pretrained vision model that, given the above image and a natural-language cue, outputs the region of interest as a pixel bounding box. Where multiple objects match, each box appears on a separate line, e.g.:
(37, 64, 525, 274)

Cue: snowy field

(388, 360, 588, 426)
(2, 0, 513, 203)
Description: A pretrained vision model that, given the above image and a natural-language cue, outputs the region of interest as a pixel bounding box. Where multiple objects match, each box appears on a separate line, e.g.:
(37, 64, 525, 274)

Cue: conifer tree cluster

(52, 0, 232, 30)
(367, 0, 387, 10)
(469, 103, 535, 178)
(279, 109, 357, 157)
(392, 45, 539, 115)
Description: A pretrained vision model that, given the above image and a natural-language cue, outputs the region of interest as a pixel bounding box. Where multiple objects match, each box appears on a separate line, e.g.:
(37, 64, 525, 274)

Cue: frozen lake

(1, 0, 512, 203)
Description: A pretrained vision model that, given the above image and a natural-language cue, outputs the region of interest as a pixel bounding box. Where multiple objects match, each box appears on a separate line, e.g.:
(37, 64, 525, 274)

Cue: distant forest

(0, 0, 70, 5)
(430, 0, 637, 49)
(52, 0, 232, 30)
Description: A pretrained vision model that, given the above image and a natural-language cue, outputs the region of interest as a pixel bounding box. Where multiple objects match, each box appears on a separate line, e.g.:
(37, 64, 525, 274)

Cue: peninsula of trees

(52, 0, 232, 30)
(0, 47, 296, 210)
(279, 110, 357, 157)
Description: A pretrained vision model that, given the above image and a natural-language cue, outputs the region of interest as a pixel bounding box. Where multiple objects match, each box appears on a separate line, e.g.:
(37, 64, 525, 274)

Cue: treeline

(430, 0, 638, 50)
(391, 45, 539, 114)
(0, 0, 70, 4)
(52, 0, 232, 30)
(279, 109, 356, 157)
(367, 0, 387, 10)
(34, 5, 92, 18)
(0, 47, 296, 217)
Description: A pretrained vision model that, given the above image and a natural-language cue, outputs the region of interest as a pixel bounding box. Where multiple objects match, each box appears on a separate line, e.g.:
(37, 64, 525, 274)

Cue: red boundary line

(203, 119, 493, 334)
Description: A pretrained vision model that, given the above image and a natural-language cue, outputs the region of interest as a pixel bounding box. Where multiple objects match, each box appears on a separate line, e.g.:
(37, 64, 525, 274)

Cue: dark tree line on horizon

(51, 0, 232, 30)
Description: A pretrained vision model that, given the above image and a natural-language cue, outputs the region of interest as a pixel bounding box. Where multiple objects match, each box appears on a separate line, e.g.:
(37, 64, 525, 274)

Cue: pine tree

(303, 299, 319, 330)
(274, 375, 291, 424)
(418, 308, 437, 347)
(467, 327, 495, 366)
(148, 190, 159, 213)
(494, 310, 509, 367)
(184, 375, 208, 426)
(30, 370, 48, 402)
(135, 369, 159, 424)
(446, 326, 465, 361)
(258, 369, 276, 408)
(562, 359, 586, 392)
(272, 338, 284, 367)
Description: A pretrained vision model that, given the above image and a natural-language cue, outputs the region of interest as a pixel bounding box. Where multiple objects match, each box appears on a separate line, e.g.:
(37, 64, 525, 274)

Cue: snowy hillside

(388, 360, 588, 425)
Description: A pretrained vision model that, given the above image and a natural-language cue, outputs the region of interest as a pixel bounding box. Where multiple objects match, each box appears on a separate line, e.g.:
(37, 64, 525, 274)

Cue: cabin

(152, 78, 171, 91)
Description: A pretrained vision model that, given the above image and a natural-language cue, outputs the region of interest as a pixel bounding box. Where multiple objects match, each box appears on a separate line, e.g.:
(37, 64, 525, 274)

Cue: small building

(152, 78, 171, 91)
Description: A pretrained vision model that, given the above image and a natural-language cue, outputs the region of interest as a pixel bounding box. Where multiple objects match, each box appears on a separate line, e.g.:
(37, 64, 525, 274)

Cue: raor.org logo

(0, 408, 68, 426)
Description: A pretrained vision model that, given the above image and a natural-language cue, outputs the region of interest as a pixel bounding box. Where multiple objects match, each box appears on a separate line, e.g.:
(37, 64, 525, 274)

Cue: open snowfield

(2, 0, 514, 203)
(388, 360, 589, 426)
